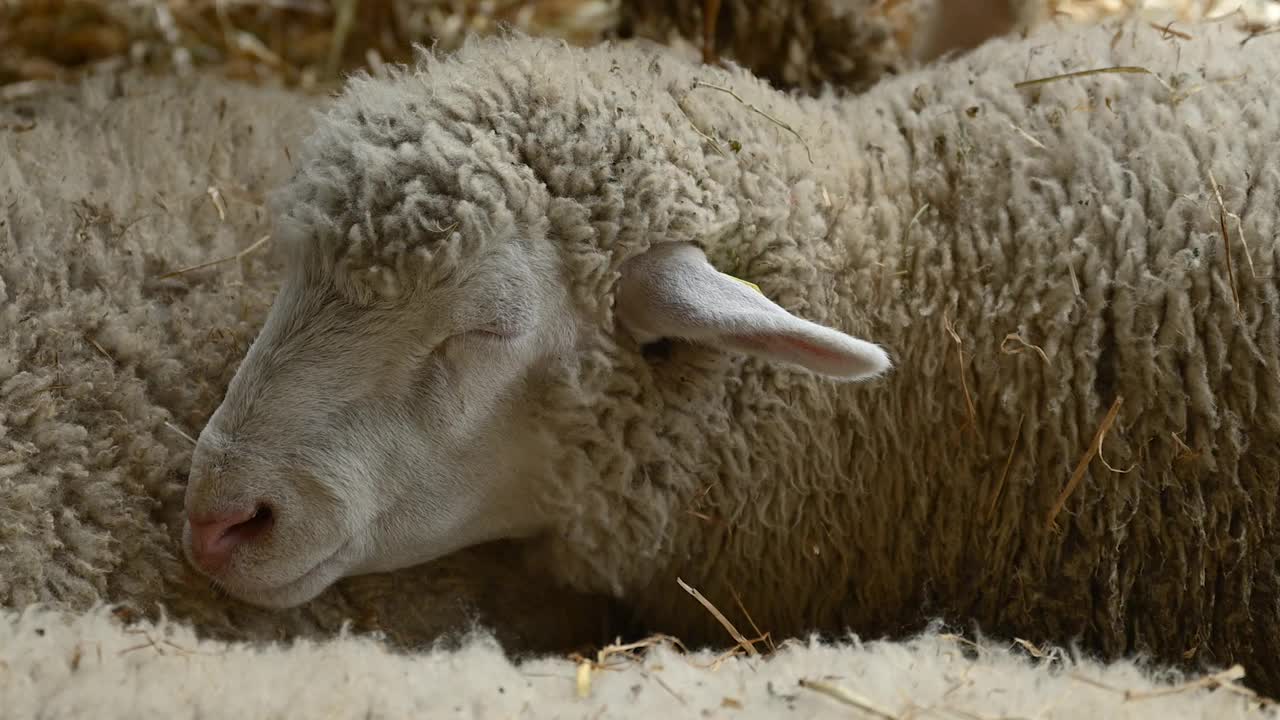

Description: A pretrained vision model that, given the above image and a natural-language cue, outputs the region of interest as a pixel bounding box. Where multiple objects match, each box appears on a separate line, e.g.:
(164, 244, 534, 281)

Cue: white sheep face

(182, 239, 576, 608)
(182, 238, 890, 609)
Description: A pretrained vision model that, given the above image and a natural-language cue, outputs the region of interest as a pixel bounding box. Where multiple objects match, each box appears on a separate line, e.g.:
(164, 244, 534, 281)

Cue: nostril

(230, 504, 274, 543)
(187, 503, 275, 571)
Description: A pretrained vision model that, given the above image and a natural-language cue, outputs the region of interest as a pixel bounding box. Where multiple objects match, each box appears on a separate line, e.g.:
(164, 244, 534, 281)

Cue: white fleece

(2, 606, 1273, 720)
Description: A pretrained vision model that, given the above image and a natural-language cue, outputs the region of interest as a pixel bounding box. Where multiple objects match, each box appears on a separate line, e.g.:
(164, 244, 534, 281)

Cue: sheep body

(11, 11, 1280, 705)
(1, 67, 1268, 710)
(268, 16, 1280, 689)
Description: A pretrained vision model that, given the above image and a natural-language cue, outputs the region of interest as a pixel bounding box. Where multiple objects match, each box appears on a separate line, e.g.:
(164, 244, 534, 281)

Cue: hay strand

(675, 97, 728, 157)
(692, 80, 814, 164)
(1070, 664, 1250, 701)
(1149, 21, 1193, 40)
(1013, 637, 1056, 660)
(1014, 65, 1173, 94)
(575, 659, 592, 698)
(163, 422, 198, 446)
(157, 234, 271, 279)
(1000, 333, 1050, 363)
(986, 413, 1025, 520)
(1171, 429, 1201, 463)
(595, 634, 690, 667)
(797, 678, 897, 719)
(1098, 429, 1137, 474)
(84, 335, 114, 362)
(1007, 119, 1048, 149)
(906, 202, 931, 239)
(206, 186, 228, 222)
(943, 312, 979, 436)
(676, 577, 759, 657)
(728, 584, 773, 653)
(1045, 395, 1126, 531)
(1207, 170, 1243, 313)
(1208, 169, 1256, 284)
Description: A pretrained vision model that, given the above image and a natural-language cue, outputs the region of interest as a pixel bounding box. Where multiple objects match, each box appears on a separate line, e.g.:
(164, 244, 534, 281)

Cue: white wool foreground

(2, 607, 1272, 719)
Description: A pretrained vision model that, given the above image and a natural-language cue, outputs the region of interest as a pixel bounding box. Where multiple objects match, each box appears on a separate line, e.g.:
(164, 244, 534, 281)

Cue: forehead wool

(270, 50, 548, 306)
(268, 36, 750, 311)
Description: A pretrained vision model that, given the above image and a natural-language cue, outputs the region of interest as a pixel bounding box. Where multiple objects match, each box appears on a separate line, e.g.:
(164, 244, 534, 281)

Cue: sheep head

(180, 40, 891, 609)
(182, 230, 580, 607)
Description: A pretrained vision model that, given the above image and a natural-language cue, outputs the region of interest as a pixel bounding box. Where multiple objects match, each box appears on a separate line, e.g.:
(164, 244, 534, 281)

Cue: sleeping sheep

(0, 69, 624, 657)
(178, 15, 1280, 693)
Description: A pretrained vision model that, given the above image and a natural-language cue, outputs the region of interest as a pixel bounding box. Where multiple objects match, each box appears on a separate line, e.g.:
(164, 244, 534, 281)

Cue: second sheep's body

(182, 18, 1280, 690)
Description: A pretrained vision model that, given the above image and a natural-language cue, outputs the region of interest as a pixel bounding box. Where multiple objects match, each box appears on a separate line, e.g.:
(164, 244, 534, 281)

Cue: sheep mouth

(208, 538, 353, 609)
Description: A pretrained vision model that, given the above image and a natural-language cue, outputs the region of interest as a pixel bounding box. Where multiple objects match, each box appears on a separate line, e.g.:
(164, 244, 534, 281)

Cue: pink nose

(187, 505, 274, 573)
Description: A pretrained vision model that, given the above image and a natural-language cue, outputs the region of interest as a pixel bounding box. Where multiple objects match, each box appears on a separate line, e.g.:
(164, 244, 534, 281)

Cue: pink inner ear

(772, 336, 846, 362)
(732, 333, 849, 361)
(731, 333, 845, 362)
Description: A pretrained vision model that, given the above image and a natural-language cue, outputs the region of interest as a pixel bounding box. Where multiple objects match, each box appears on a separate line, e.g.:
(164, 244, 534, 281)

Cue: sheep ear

(616, 242, 891, 381)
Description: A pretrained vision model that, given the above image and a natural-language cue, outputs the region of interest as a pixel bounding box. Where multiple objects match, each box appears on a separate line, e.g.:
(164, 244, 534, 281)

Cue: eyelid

(449, 327, 508, 345)
(474, 314, 526, 338)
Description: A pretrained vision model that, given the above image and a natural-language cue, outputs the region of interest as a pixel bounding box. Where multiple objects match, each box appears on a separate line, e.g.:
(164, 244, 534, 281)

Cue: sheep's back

(613, 17, 1280, 693)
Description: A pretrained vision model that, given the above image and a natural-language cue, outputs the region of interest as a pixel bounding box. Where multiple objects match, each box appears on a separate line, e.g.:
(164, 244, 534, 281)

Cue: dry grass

(1045, 395, 1128, 531)
(0, 0, 622, 97)
(156, 233, 272, 279)
(690, 79, 814, 164)
(5, 0, 1278, 101)
(1013, 64, 1173, 91)
(676, 577, 760, 658)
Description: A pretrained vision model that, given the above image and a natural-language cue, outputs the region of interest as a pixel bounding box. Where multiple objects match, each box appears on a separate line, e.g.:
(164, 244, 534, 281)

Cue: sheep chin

(210, 539, 355, 610)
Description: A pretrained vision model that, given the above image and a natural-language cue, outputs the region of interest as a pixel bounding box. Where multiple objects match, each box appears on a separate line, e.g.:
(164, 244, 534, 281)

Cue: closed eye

(442, 328, 509, 353)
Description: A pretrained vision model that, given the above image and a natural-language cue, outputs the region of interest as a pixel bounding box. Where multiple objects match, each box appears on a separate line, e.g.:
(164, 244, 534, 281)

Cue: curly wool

(275, 17, 1280, 692)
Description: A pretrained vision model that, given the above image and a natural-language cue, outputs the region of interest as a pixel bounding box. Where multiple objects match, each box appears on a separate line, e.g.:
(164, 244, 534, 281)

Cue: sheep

(0, 0, 1042, 668)
(0, 69, 624, 656)
(2, 73, 1270, 716)
(176, 12, 1280, 693)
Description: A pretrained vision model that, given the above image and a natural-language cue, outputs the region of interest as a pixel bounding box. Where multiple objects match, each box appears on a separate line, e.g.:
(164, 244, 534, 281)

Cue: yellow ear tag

(724, 274, 762, 294)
